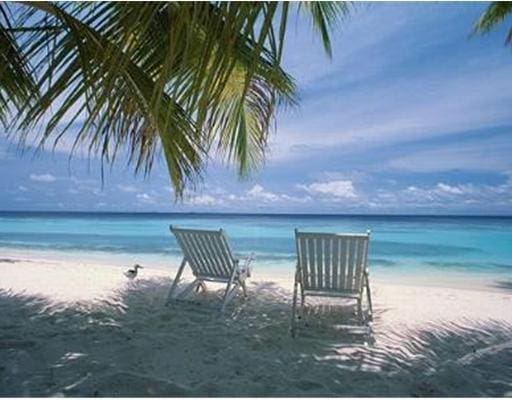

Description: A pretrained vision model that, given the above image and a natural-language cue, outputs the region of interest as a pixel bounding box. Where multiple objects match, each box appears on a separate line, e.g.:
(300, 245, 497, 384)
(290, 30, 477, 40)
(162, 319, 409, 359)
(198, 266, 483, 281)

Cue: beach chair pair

(166, 225, 373, 334)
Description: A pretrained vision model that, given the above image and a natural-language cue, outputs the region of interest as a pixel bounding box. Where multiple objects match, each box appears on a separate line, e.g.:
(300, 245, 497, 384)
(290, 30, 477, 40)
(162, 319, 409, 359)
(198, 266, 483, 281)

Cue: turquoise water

(1, 212, 511, 283)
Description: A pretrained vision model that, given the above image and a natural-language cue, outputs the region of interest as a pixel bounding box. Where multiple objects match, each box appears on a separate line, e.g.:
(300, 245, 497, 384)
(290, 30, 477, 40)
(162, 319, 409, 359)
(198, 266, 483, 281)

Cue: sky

(1, 2, 512, 215)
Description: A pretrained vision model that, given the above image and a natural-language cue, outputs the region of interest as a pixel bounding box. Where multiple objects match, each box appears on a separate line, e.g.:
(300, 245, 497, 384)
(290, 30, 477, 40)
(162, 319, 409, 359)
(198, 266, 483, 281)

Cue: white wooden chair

(167, 225, 253, 313)
(291, 229, 373, 337)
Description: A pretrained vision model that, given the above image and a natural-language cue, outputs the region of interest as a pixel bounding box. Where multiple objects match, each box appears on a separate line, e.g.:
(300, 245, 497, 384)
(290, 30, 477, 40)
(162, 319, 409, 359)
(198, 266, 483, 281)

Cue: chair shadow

(1, 278, 511, 397)
(490, 279, 512, 292)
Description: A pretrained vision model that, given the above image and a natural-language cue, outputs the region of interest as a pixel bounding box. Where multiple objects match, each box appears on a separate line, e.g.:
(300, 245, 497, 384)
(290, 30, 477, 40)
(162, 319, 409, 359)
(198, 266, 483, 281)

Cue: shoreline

(1, 247, 509, 294)
(1, 250, 511, 322)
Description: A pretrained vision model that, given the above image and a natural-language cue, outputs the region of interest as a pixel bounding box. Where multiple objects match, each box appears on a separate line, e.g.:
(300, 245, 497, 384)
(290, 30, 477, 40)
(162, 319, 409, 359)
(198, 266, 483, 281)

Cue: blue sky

(2, 2, 512, 214)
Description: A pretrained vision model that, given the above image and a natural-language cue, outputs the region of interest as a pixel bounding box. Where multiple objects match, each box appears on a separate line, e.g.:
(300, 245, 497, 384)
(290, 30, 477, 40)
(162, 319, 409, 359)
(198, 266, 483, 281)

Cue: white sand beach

(1, 252, 511, 396)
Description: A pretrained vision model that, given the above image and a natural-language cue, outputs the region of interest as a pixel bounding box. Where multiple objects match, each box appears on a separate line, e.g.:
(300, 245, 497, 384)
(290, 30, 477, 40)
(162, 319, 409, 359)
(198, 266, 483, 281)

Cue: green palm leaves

(0, 2, 348, 196)
(474, 2, 512, 44)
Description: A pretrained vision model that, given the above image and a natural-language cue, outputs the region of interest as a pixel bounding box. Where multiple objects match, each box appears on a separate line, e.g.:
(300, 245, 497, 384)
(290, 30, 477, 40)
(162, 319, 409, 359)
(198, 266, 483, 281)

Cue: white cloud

(18, 186, 28, 192)
(187, 194, 217, 206)
(136, 192, 156, 204)
(30, 173, 56, 183)
(299, 180, 357, 200)
(435, 183, 466, 196)
(247, 185, 280, 202)
(367, 178, 512, 210)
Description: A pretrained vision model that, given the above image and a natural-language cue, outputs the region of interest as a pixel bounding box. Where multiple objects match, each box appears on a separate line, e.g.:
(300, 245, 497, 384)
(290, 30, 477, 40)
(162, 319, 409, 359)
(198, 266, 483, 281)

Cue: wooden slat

(216, 234, 233, 277)
(332, 237, 339, 290)
(210, 234, 231, 277)
(316, 237, 323, 289)
(324, 238, 331, 289)
(177, 233, 193, 269)
(307, 237, 315, 290)
(297, 236, 305, 286)
(303, 237, 310, 287)
(180, 233, 204, 275)
(171, 227, 238, 280)
(347, 239, 356, 291)
(190, 233, 214, 277)
(294, 230, 370, 297)
(175, 233, 194, 267)
(353, 237, 366, 291)
(182, 233, 203, 275)
(201, 233, 221, 277)
(339, 238, 348, 290)
(209, 233, 228, 277)
(206, 233, 229, 278)
(217, 233, 235, 277)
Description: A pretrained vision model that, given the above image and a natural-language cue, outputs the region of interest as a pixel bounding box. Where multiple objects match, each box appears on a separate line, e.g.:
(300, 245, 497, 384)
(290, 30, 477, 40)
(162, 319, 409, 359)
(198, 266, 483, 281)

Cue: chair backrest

(295, 229, 370, 293)
(171, 225, 236, 279)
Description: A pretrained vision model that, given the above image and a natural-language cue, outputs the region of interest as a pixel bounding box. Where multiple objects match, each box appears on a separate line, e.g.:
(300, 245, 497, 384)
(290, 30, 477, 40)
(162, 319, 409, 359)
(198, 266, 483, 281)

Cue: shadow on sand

(491, 279, 512, 293)
(0, 277, 511, 396)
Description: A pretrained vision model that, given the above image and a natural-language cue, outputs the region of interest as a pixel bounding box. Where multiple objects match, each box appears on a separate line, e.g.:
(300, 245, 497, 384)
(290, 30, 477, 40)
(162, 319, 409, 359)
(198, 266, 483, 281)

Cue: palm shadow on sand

(0, 277, 511, 397)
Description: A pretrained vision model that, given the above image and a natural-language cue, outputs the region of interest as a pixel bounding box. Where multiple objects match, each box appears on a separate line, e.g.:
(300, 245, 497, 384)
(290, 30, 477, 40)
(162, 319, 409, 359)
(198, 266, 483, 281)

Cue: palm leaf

(473, 2, 512, 45)
(0, 3, 37, 127)
(3, 1, 348, 196)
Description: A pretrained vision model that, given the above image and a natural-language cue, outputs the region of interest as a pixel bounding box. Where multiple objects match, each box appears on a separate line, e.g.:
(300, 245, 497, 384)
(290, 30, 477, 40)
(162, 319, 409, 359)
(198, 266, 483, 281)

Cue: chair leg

(365, 274, 373, 321)
(291, 279, 299, 338)
(166, 258, 187, 305)
(220, 282, 241, 313)
(241, 280, 248, 298)
(300, 283, 305, 315)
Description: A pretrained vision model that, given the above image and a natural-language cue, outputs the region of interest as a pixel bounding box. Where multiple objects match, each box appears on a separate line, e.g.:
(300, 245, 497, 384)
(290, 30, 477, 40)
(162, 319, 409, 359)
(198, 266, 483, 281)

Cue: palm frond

(473, 1, 512, 45)
(3, 1, 348, 196)
(0, 3, 37, 127)
(299, 2, 350, 57)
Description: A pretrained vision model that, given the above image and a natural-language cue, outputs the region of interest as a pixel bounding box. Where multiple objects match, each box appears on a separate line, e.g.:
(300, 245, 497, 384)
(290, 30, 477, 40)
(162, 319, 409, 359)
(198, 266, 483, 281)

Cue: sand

(0, 252, 511, 396)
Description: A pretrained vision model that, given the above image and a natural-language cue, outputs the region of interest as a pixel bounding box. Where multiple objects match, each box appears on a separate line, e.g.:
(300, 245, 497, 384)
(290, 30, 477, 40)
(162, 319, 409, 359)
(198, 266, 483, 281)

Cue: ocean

(1, 212, 511, 286)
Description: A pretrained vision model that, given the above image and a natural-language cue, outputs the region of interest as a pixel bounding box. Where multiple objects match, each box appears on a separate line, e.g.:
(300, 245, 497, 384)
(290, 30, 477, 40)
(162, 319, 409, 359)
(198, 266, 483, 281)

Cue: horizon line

(1, 210, 511, 218)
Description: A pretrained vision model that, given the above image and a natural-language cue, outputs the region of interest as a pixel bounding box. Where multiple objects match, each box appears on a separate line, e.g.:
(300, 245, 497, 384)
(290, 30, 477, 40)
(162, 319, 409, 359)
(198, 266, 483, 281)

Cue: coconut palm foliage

(0, 2, 348, 195)
(474, 2, 512, 44)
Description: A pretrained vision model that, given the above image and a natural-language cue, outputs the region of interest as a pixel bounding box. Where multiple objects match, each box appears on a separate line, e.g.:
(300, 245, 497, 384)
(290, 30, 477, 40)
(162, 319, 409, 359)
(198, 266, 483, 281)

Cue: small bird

(124, 264, 144, 279)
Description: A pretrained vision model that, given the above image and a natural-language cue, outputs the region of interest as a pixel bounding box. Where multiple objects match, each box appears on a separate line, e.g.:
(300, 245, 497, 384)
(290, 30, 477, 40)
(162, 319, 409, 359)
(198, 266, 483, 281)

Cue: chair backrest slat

(171, 226, 235, 279)
(324, 238, 331, 289)
(210, 231, 233, 277)
(332, 238, 339, 290)
(295, 230, 370, 293)
(196, 234, 217, 276)
(354, 237, 367, 290)
(346, 238, 355, 290)
(206, 233, 224, 276)
(307, 237, 316, 288)
(187, 233, 210, 275)
(217, 231, 236, 276)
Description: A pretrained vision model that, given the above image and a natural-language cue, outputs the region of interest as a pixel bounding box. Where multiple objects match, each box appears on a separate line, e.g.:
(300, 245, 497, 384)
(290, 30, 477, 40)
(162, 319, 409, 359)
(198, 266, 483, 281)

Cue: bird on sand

(124, 264, 144, 279)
